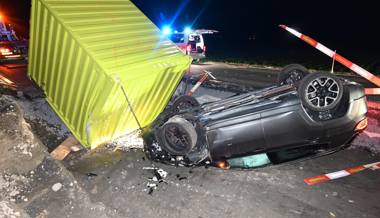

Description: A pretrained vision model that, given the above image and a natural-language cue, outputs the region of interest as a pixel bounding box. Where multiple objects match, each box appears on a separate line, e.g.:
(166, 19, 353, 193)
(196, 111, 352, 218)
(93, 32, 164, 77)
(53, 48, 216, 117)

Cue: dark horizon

(1, 0, 379, 72)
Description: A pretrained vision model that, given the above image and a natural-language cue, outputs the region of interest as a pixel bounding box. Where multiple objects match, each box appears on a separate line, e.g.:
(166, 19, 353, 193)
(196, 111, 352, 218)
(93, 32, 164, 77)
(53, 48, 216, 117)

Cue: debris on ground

(107, 130, 144, 151)
(176, 174, 188, 181)
(86, 173, 98, 178)
(51, 183, 62, 192)
(0, 200, 28, 218)
(0, 173, 30, 202)
(143, 167, 169, 195)
(50, 136, 82, 161)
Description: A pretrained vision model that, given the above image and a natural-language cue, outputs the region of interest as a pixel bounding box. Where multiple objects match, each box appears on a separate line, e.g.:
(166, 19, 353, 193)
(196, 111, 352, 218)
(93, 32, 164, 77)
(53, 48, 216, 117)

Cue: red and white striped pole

(365, 88, 380, 95)
(304, 161, 380, 185)
(187, 70, 216, 96)
(279, 25, 380, 90)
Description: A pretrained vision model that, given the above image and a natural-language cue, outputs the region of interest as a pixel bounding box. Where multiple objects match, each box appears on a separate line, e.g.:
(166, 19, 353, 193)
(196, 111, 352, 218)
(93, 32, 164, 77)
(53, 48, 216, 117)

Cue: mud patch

(0, 96, 46, 174)
(16, 97, 70, 151)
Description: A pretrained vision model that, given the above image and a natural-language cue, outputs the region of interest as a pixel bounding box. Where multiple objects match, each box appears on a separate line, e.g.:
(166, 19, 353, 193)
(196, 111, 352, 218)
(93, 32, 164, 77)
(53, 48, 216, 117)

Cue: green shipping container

(28, 0, 192, 148)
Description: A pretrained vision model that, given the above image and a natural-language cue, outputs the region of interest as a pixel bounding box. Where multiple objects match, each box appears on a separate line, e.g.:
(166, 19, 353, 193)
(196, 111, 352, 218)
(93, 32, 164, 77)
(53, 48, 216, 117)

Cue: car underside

(143, 67, 368, 167)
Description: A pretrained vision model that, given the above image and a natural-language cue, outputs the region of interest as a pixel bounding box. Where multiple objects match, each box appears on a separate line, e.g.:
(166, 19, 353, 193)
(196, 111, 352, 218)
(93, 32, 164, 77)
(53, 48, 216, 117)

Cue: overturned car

(144, 68, 368, 166)
(27, 0, 368, 166)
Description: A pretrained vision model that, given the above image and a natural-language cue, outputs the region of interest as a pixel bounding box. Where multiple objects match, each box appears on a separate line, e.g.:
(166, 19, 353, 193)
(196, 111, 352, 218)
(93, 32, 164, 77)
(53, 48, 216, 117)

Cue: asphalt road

(189, 62, 377, 89)
(0, 62, 31, 91)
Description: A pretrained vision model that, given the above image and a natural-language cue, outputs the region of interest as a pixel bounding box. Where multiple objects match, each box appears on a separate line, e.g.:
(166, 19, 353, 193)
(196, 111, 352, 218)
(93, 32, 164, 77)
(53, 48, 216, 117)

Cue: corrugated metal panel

(28, 0, 192, 148)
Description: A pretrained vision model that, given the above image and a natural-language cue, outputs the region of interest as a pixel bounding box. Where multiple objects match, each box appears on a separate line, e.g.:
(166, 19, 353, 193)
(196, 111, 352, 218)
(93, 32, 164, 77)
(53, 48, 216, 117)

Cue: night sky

(1, 0, 379, 71)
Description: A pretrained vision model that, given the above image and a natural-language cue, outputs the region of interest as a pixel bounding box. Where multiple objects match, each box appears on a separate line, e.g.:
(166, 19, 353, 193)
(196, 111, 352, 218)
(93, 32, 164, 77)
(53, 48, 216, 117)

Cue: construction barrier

(280, 25, 380, 90)
(365, 88, 380, 95)
(304, 161, 380, 185)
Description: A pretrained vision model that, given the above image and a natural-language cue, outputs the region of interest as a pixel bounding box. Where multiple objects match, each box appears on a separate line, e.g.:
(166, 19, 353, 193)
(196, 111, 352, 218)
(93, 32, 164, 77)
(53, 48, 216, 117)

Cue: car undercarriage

(143, 68, 368, 167)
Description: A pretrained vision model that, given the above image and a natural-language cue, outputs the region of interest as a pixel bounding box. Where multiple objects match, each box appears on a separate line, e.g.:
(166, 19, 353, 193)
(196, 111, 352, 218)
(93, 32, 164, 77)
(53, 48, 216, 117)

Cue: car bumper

(190, 52, 206, 60)
(0, 54, 26, 61)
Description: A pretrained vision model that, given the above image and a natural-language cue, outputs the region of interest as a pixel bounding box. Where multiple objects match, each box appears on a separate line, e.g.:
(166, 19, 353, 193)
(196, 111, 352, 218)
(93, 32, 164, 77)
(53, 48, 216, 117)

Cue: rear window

(1, 35, 9, 41)
(189, 34, 201, 43)
(170, 34, 185, 43)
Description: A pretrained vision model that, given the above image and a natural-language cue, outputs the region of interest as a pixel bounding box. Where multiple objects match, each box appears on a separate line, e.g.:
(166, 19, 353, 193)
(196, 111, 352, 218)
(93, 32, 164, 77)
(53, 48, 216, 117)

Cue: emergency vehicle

(0, 13, 27, 61)
(164, 27, 218, 62)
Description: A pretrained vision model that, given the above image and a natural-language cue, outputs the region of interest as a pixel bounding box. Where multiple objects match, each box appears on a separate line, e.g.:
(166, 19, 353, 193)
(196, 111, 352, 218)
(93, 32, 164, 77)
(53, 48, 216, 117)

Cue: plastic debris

(176, 174, 187, 181)
(143, 167, 169, 195)
(86, 173, 98, 178)
(52, 183, 62, 192)
(146, 183, 157, 188)
(227, 153, 271, 168)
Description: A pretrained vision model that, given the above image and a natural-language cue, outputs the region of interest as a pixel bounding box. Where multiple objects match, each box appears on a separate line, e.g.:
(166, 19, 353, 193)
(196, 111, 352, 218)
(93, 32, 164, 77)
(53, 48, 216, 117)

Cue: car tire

(159, 116, 197, 155)
(277, 64, 310, 86)
(298, 72, 343, 112)
(172, 95, 199, 113)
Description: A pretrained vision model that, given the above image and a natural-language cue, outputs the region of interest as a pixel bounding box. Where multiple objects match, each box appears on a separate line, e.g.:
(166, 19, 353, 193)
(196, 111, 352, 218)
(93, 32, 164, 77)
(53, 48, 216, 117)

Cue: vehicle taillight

(0, 47, 12, 55)
(355, 117, 368, 132)
(215, 160, 230, 170)
(186, 45, 191, 53)
(203, 46, 207, 53)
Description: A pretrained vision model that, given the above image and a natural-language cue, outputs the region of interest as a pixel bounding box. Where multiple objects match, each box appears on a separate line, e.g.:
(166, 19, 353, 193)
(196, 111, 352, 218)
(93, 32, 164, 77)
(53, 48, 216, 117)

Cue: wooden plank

(50, 136, 82, 160)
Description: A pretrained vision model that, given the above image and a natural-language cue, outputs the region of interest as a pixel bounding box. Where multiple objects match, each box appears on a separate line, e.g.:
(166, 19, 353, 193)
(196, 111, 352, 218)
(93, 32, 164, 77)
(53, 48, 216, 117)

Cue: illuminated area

(0, 47, 13, 55)
(184, 26, 192, 34)
(162, 26, 172, 35)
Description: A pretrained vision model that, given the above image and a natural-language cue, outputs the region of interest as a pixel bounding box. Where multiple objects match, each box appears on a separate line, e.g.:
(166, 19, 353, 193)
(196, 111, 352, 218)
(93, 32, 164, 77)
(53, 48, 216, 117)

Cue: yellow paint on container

(28, 0, 191, 148)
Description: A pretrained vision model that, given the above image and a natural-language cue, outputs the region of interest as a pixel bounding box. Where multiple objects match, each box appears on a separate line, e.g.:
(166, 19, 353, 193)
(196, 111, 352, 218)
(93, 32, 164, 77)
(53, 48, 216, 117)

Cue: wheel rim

(283, 70, 304, 85)
(164, 125, 190, 151)
(305, 76, 340, 109)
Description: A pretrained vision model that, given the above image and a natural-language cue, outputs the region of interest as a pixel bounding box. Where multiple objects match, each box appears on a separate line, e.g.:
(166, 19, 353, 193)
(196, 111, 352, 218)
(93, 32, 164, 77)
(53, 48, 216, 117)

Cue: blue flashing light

(184, 27, 192, 35)
(162, 26, 172, 35)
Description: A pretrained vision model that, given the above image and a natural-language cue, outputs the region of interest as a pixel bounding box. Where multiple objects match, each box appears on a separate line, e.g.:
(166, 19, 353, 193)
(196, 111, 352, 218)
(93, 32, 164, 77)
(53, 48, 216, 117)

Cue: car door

(206, 107, 267, 159)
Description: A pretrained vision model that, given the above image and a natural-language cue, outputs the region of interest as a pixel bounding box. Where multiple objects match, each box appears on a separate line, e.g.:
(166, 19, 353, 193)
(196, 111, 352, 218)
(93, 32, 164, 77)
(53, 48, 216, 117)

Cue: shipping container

(28, 0, 192, 148)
